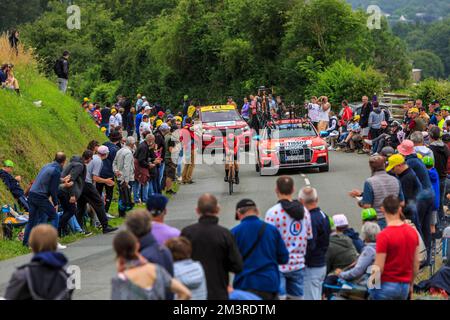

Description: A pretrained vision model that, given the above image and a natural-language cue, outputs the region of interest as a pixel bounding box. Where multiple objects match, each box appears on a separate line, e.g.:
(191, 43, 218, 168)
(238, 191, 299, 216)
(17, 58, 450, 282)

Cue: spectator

(181, 194, 243, 300)
(116, 108, 124, 128)
(166, 237, 207, 300)
(126, 107, 136, 137)
(340, 219, 365, 254)
(54, 51, 70, 93)
(113, 136, 136, 217)
(428, 126, 450, 226)
(305, 96, 320, 129)
(336, 222, 380, 282)
(8, 29, 20, 55)
(359, 96, 373, 152)
(241, 97, 250, 122)
(58, 151, 93, 237)
(142, 96, 150, 110)
(265, 176, 311, 300)
(139, 114, 152, 141)
(233, 199, 289, 300)
(100, 104, 111, 134)
(408, 108, 426, 133)
(386, 154, 422, 229)
(368, 102, 385, 141)
(4, 225, 73, 300)
(422, 156, 441, 235)
(164, 124, 178, 194)
(349, 156, 405, 229)
(325, 214, 358, 273)
(147, 194, 181, 246)
(135, 94, 144, 112)
(109, 109, 118, 132)
(155, 124, 170, 192)
(125, 209, 174, 277)
(411, 131, 434, 161)
(23, 153, 68, 247)
(0, 64, 8, 85)
(97, 131, 122, 214)
(397, 140, 434, 258)
(369, 196, 420, 300)
(180, 117, 197, 184)
(317, 96, 330, 132)
(111, 230, 190, 300)
(340, 100, 353, 127)
(76, 146, 118, 234)
(0, 160, 29, 211)
(299, 187, 331, 300)
(134, 134, 160, 204)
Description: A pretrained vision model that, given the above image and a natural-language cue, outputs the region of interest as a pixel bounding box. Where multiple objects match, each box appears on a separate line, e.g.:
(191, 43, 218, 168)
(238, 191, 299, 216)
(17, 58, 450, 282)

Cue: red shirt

(376, 223, 418, 283)
(342, 106, 353, 122)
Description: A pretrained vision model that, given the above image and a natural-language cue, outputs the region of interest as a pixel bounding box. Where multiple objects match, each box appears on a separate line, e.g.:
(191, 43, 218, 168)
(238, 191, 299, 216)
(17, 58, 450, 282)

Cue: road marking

(304, 178, 310, 186)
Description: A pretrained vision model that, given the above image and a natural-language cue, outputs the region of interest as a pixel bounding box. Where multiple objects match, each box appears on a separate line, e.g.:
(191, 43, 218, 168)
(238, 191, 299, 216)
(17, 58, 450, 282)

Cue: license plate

(285, 155, 305, 161)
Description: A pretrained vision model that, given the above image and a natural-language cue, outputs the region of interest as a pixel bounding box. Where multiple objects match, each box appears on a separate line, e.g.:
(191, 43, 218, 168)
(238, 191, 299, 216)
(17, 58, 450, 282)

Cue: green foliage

(410, 50, 445, 79)
(411, 79, 450, 106)
(306, 59, 386, 105)
(19, 0, 412, 107)
(91, 81, 121, 105)
(0, 0, 49, 32)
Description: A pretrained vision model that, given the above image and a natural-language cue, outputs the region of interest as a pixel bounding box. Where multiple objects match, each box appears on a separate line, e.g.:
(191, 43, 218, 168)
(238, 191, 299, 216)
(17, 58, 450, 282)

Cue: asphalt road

(0, 151, 370, 300)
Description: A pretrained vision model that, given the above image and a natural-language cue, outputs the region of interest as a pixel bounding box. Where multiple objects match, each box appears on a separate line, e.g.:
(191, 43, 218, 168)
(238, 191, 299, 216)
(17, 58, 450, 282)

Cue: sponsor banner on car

(201, 105, 236, 112)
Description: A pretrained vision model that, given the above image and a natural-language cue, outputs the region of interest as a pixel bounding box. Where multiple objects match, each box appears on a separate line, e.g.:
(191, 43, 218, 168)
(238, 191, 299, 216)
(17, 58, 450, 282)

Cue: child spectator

(4, 225, 73, 300)
(166, 237, 207, 300)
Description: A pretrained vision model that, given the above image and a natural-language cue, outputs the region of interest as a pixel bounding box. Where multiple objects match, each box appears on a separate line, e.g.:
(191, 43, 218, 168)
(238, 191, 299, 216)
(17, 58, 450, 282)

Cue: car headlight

(312, 145, 326, 151)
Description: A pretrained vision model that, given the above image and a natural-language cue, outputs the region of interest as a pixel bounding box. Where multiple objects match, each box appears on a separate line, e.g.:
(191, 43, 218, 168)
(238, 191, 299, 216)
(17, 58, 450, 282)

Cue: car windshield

(201, 110, 241, 123)
(263, 123, 316, 139)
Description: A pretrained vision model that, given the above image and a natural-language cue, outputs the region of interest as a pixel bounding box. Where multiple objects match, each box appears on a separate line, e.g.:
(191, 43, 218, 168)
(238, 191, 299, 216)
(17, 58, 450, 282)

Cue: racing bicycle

(226, 151, 236, 195)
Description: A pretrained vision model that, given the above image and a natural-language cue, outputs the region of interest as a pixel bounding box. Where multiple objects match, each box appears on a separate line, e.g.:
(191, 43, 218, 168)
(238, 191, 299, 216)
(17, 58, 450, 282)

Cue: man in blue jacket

(23, 153, 68, 247)
(0, 160, 29, 211)
(231, 199, 289, 300)
(299, 187, 331, 300)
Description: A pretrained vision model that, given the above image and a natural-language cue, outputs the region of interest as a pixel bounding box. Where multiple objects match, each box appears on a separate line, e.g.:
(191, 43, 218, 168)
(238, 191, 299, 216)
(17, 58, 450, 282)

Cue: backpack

(53, 59, 62, 77)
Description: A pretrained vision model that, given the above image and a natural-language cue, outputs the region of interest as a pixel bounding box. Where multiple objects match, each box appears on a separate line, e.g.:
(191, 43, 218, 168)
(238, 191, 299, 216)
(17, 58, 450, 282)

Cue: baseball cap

(146, 194, 169, 215)
(97, 146, 109, 155)
(380, 146, 395, 158)
(155, 120, 163, 128)
(144, 106, 151, 111)
(3, 160, 14, 168)
(83, 97, 90, 102)
(386, 154, 405, 172)
(397, 140, 415, 156)
(175, 116, 183, 122)
(158, 111, 165, 118)
(353, 115, 360, 121)
(142, 96, 147, 100)
(361, 208, 377, 222)
(409, 107, 419, 114)
(332, 214, 349, 228)
(235, 199, 257, 220)
(442, 106, 450, 112)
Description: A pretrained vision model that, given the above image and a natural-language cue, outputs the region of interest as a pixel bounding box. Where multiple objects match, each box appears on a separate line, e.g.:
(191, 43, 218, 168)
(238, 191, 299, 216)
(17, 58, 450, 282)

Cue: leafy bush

(90, 81, 120, 105)
(411, 79, 450, 106)
(306, 60, 386, 105)
(410, 50, 445, 79)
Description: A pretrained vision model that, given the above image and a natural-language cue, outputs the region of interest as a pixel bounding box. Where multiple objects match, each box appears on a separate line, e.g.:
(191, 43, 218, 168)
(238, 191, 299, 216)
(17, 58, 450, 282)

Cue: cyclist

(223, 133, 240, 185)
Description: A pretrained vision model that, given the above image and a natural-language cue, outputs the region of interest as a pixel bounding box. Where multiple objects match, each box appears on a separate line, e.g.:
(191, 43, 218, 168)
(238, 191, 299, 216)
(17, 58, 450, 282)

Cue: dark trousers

(247, 289, 279, 301)
(58, 191, 78, 235)
(23, 193, 57, 246)
(77, 183, 108, 229)
(438, 178, 446, 224)
(417, 196, 433, 264)
(118, 182, 134, 217)
(17, 195, 30, 212)
(96, 182, 114, 213)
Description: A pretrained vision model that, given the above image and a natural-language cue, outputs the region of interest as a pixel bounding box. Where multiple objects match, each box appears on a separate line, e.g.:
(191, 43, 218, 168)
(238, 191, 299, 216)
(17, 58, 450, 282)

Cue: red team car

(255, 119, 329, 175)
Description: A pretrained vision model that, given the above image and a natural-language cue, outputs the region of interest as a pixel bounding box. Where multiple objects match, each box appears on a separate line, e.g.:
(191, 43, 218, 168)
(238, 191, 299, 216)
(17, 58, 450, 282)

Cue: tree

(410, 50, 445, 79)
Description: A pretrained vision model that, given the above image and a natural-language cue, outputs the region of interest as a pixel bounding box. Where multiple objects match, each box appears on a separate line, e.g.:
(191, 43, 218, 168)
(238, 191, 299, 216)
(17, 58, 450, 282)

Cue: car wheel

(319, 164, 329, 173)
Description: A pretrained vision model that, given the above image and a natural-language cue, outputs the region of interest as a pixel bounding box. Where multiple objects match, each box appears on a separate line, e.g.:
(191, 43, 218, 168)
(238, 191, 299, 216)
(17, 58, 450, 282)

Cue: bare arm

(171, 279, 191, 300)
(373, 252, 386, 276)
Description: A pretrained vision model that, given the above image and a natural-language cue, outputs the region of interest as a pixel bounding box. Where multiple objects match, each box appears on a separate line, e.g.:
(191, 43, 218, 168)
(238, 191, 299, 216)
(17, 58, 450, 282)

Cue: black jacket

(359, 102, 372, 129)
(60, 156, 86, 200)
(429, 141, 450, 179)
(181, 215, 243, 300)
(0, 169, 25, 199)
(135, 141, 157, 176)
(4, 252, 73, 300)
(54, 57, 69, 79)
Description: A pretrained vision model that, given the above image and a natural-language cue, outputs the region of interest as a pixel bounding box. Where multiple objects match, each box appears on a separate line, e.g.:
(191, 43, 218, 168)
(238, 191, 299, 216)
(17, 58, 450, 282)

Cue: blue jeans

(438, 178, 446, 224)
(23, 193, 58, 246)
(159, 163, 166, 190)
(369, 282, 410, 300)
(133, 181, 149, 203)
(279, 268, 305, 299)
(147, 179, 157, 198)
(304, 266, 327, 300)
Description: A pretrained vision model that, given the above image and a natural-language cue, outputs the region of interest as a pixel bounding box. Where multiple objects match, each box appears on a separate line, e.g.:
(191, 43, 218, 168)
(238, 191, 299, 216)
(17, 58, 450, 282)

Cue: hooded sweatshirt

(174, 259, 207, 300)
(325, 233, 358, 273)
(428, 167, 440, 211)
(368, 108, 385, 129)
(4, 251, 72, 300)
(60, 156, 86, 199)
(265, 200, 312, 272)
(429, 141, 450, 179)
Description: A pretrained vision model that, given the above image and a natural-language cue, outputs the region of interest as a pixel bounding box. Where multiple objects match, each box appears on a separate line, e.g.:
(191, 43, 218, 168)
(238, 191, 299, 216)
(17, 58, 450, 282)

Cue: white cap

(97, 146, 110, 155)
(333, 214, 349, 228)
(144, 106, 151, 111)
(142, 96, 147, 100)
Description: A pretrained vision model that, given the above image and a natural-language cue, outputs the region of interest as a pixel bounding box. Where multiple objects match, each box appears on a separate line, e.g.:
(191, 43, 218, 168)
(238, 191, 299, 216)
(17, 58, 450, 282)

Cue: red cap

(158, 111, 165, 117)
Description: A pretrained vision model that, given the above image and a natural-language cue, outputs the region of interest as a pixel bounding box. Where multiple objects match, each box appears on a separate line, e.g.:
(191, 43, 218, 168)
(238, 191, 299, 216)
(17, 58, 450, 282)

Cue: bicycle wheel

(228, 164, 234, 195)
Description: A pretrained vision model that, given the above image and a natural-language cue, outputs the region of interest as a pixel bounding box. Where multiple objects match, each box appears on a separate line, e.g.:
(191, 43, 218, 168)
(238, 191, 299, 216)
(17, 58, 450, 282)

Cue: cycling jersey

(223, 136, 240, 157)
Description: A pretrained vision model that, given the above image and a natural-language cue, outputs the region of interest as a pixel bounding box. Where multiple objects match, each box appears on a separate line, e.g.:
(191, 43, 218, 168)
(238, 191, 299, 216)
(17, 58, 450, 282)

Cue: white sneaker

(106, 213, 116, 219)
(57, 243, 67, 250)
(328, 146, 335, 151)
(364, 139, 373, 146)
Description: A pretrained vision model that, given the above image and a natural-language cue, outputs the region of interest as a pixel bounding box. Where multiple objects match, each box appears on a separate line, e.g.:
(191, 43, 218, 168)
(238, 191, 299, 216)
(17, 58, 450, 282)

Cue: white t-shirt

(307, 103, 320, 123)
(139, 122, 151, 140)
(318, 103, 330, 122)
(265, 203, 313, 272)
(115, 113, 123, 127)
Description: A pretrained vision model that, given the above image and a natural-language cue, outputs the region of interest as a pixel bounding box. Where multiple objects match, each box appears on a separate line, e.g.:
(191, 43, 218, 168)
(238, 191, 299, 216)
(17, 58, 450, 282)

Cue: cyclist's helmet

(361, 208, 377, 222)
(422, 156, 434, 168)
